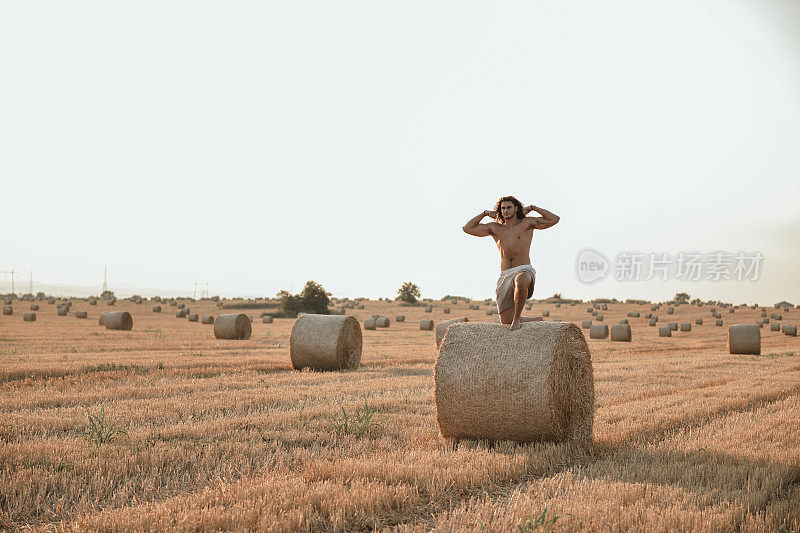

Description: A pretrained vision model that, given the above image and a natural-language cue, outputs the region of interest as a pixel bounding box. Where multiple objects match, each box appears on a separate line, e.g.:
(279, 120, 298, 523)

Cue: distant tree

(675, 292, 690, 303)
(36, 292, 45, 300)
(100, 290, 115, 300)
(397, 282, 421, 304)
(278, 290, 303, 317)
(300, 281, 330, 315)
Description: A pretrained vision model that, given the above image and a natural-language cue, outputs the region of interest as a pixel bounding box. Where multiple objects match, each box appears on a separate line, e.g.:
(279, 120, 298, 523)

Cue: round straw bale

(443, 307, 450, 314)
(542, 310, 550, 317)
(371, 314, 380, 319)
(57, 306, 69, 316)
(435, 317, 469, 348)
(668, 322, 678, 331)
(396, 315, 405, 322)
(98, 313, 106, 325)
(716, 319, 723, 326)
(728, 324, 760, 355)
(376, 317, 390, 328)
(104, 311, 133, 331)
(696, 318, 703, 325)
(770, 323, 780, 331)
(47, 298, 55, 304)
(631, 312, 640, 318)
(555, 303, 561, 308)
(261, 315, 273, 324)
(357, 304, 364, 309)
(667, 307, 674, 314)
(214, 314, 252, 340)
(89, 298, 97, 306)
(645, 313, 652, 319)
(3, 306, 12, 316)
(434, 322, 594, 443)
(649, 319, 657, 326)
(601, 304, 608, 310)
(763, 317, 770, 324)
(586, 307, 593, 313)
(485, 310, 492, 316)
(170, 301, 177, 307)
(420, 318, 434, 331)
(595, 314, 603, 321)
(610, 324, 631, 342)
(202, 315, 215, 325)
(619, 319, 628, 324)
(775, 314, 783, 321)
(783, 325, 797, 336)
(589, 324, 608, 339)
(75, 310, 88, 319)
(761, 311, 767, 317)
(364, 318, 376, 330)
(30, 304, 39, 311)
(425, 305, 433, 313)
(176, 309, 187, 318)
(23, 312, 36, 322)
(581, 320, 592, 329)
(187, 313, 199, 322)
(152, 306, 161, 313)
(525, 303, 532, 311)
(289, 314, 361, 371)
(659, 326, 671, 337)
(3, 298, 10, 305)
(680, 323, 691, 332)
(729, 308, 735, 313)
(178, 303, 185, 309)
(107, 299, 116, 306)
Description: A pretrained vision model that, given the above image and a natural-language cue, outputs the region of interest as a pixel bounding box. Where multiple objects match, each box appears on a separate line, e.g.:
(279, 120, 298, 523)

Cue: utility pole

(1, 268, 19, 294)
(29, 271, 33, 295)
(193, 282, 198, 300)
(102, 266, 108, 293)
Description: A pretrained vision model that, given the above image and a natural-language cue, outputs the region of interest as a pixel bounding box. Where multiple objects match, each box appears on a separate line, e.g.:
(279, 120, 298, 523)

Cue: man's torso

(490, 219, 534, 270)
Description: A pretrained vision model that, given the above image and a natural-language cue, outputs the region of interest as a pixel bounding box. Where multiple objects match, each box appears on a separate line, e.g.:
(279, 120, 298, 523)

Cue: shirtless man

(462, 196, 560, 331)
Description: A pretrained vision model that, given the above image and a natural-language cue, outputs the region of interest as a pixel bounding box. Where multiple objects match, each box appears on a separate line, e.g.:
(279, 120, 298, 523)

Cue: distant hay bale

(485, 310, 492, 316)
(443, 307, 450, 314)
(696, 318, 703, 325)
(178, 303, 185, 309)
(2, 306, 12, 316)
(667, 307, 674, 314)
(425, 305, 433, 313)
(610, 324, 631, 342)
(435, 317, 469, 348)
(47, 298, 55, 305)
(420, 318, 434, 331)
(434, 322, 594, 443)
(619, 319, 628, 324)
(30, 304, 39, 311)
(75, 310, 88, 319)
(214, 313, 252, 340)
(595, 314, 603, 321)
(23, 312, 36, 322)
(775, 314, 783, 321)
(649, 319, 657, 326)
(659, 326, 671, 337)
(107, 299, 116, 306)
(631, 312, 640, 318)
(591, 310, 598, 316)
(187, 313, 199, 322)
(170, 301, 177, 307)
(89, 298, 97, 306)
(289, 314, 362, 371)
(728, 324, 760, 355)
(542, 311, 550, 317)
(3, 298, 10, 305)
(364, 318, 376, 330)
(372, 314, 380, 319)
(763, 318, 770, 324)
(716, 319, 723, 326)
(645, 313, 652, 319)
(261, 315, 272, 324)
(680, 323, 691, 332)
(176, 309, 187, 318)
(357, 304, 364, 309)
(555, 303, 561, 308)
(783, 325, 797, 336)
(581, 320, 591, 329)
(601, 304, 607, 310)
(770, 323, 781, 331)
(57, 306, 69, 316)
(104, 311, 133, 330)
(668, 322, 678, 331)
(761, 311, 767, 317)
(395, 315, 405, 322)
(589, 324, 608, 339)
(202, 315, 215, 325)
(152, 306, 161, 313)
(376, 317, 390, 328)
(525, 303, 532, 311)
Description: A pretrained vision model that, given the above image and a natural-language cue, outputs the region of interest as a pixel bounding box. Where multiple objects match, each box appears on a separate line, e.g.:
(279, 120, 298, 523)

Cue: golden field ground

(0, 298, 799, 532)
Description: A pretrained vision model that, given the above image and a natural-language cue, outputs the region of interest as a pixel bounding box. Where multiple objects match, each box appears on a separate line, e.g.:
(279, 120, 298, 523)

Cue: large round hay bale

(581, 320, 592, 329)
(289, 314, 361, 371)
(2, 306, 12, 316)
(261, 315, 272, 324)
(187, 313, 199, 322)
(716, 319, 723, 326)
(376, 317, 390, 328)
(214, 313, 252, 340)
(23, 312, 36, 322)
(75, 310, 88, 319)
(364, 318, 376, 330)
(680, 323, 691, 332)
(659, 326, 671, 337)
(783, 325, 797, 337)
(728, 325, 760, 355)
(435, 322, 594, 443)
(645, 313, 652, 319)
(610, 324, 631, 341)
(396, 315, 405, 322)
(104, 311, 133, 331)
(152, 306, 161, 313)
(435, 317, 469, 348)
(631, 312, 640, 318)
(98, 313, 107, 325)
(771, 323, 781, 332)
(30, 304, 39, 311)
(420, 318, 434, 331)
(589, 324, 608, 339)
(763, 317, 770, 324)
(202, 315, 215, 325)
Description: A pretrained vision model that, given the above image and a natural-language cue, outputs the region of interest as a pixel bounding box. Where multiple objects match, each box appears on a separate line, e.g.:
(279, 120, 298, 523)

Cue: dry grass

(0, 300, 799, 531)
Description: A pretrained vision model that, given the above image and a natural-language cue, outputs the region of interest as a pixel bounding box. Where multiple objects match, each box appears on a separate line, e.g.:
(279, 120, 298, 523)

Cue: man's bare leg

(508, 272, 533, 331)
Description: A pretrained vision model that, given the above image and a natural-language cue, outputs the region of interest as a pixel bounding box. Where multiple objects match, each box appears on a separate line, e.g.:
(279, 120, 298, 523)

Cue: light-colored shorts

(495, 264, 536, 314)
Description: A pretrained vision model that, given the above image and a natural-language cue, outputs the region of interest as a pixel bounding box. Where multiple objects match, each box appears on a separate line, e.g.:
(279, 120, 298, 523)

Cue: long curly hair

(493, 196, 525, 224)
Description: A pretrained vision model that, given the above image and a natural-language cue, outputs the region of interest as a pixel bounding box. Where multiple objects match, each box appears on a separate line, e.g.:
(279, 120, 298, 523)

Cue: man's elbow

(462, 226, 471, 234)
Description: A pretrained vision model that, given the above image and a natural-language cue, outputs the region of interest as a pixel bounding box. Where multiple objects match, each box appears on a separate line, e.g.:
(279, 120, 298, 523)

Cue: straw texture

(728, 324, 760, 355)
(289, 314, 362, 371)
(214, 313, 252, 340)
(435, 317, 469, 348)
(434, 322, 594, 443)
(104, 311, 133, 331)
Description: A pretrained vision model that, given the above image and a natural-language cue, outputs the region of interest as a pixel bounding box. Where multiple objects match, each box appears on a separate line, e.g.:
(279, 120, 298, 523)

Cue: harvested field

(0, 299, 798, 531)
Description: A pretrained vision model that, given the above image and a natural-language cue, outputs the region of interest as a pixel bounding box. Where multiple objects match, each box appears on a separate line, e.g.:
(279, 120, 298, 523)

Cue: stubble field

(1, 298, 799, 532)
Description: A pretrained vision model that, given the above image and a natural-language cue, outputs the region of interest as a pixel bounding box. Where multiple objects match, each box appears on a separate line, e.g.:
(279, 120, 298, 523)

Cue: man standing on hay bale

(463, 196, 560, 331)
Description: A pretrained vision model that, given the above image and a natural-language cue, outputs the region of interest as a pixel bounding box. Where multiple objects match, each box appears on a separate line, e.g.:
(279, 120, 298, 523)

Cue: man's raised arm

(462, 210, 495, 237)
(523, 204, 560, 230)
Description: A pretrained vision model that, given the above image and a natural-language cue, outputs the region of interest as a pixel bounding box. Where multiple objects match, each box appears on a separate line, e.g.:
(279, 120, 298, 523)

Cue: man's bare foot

(509, 320, 522, 331)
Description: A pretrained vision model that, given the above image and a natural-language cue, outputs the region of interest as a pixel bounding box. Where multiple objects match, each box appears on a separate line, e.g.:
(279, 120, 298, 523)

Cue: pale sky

(2, 0, 798, 304)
